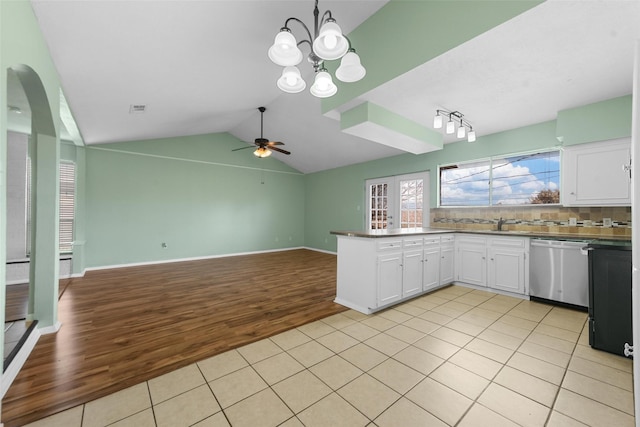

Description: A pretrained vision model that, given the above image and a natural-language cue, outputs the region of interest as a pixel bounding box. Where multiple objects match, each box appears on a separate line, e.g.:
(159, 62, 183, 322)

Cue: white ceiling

(23, 0, 640, 173)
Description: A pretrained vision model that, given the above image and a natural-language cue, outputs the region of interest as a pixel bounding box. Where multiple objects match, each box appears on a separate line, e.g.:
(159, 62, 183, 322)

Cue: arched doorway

(3, 64, 59, 378)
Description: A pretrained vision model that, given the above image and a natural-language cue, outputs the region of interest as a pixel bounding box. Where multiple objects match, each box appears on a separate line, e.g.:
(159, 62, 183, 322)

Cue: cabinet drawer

(377, 240, 403, 251)
(489, 237, 527, 249)
(403, 238, 423, 248)
(456, 235, 487, 246)
(423, 236, 440, 246)
(440, 234, 455, 245)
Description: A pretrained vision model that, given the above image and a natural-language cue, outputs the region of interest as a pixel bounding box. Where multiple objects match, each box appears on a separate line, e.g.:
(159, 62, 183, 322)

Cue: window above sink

(439, 149, 560, 207)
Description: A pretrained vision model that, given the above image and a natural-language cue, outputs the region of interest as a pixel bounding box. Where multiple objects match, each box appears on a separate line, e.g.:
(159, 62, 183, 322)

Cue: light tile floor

(24, 285, 635, 427)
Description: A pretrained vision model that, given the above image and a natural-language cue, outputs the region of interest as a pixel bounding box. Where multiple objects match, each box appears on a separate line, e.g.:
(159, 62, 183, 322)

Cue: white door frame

(365, 171, 430, 230)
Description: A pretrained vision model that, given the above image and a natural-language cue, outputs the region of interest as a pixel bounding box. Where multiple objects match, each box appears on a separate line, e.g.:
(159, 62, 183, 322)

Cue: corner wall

(83, 133, 305, 268)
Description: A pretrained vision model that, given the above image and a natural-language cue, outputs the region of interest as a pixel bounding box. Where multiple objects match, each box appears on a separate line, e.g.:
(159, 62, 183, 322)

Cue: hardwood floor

(5, 279, 71, 322)
(1, 249, 345, 427)
(5, 283, 28, 323)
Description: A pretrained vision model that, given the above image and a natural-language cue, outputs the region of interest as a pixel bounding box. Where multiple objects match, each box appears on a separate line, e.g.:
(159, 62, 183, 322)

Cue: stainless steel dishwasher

(529, 238, 591, 308)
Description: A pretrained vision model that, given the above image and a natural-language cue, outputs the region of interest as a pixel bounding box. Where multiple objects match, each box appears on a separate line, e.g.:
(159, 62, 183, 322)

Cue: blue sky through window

(440, 150, 560, 206)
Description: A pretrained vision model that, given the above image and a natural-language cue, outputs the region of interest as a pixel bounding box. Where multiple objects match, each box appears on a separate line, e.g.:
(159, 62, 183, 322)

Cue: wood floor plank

(1, 249, 345, 426)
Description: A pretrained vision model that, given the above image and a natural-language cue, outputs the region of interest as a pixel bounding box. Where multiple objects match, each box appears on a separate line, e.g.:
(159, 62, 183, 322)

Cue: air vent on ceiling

(129, 104, 147, 114)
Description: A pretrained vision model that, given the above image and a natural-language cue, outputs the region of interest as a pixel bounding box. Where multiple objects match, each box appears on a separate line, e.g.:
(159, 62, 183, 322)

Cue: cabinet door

(439, 245, 455, 285)
(563, 139, 631, 206)
(422, 247, 440, 292)
(377, 253, 403, 306)
(488, 249, 525, 293)
(402, 250, 423, 297)
(457, 245, 487, 287)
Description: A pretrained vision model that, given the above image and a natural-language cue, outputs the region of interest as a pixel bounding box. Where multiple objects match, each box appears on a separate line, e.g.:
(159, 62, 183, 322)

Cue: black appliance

(587, 242, 632, 357)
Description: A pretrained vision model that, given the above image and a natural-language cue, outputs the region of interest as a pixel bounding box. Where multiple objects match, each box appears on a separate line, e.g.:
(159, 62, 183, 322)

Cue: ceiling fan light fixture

(254, 147, 272, 158)
(312, 19, 349, 60)
(277, 66, 306, 93)
(310, 69, 337, 98)
(268, 29, 303, 66)
(335, 50, 366, 83)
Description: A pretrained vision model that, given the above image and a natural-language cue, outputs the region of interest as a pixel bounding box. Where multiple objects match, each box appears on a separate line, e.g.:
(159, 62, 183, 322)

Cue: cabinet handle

(570, 191, 575, 195)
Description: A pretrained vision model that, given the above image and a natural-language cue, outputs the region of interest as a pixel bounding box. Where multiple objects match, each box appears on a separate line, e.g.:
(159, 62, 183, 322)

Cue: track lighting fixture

(433, 109, 476, 143)
(268, 0, 366, 98)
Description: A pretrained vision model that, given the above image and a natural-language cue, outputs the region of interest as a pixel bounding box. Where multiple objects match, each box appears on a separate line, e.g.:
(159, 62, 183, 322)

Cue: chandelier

(433, 109, 476, 142)
(268, 0, 366, 98)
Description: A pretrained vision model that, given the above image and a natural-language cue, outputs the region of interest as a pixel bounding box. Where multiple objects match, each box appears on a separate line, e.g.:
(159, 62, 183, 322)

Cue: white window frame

(438, 149, 560, 207)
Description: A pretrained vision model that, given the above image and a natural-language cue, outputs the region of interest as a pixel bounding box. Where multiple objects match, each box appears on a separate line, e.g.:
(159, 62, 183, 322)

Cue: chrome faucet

(497, 217, 506, 231)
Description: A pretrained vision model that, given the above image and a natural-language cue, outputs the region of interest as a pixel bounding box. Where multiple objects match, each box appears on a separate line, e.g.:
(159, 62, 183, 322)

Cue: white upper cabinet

(562, 138, 631, 206)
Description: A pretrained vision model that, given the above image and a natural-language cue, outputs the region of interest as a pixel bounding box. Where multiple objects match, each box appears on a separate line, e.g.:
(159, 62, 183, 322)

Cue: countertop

(331, 227, 632, 244)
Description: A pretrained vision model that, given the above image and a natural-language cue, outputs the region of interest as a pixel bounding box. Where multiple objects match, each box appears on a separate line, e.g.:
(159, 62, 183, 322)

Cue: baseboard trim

(2, 324, 40, 398)
(84, 247, 308, 273)
(39, 321, 62, 335)
(303, 247, 337, 255)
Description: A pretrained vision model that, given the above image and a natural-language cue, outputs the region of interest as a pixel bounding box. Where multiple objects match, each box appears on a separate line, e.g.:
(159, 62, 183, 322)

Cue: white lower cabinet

(439, 235, 455, 285)
(377, 252, 403, 305)
(423, 239, 441, 292)
(455, 234, 529, 296)
(335, 233, 455, 314)
(456, 235, 487, 287)
(403, 249, 424, 298)
(487, 237, 527, 294)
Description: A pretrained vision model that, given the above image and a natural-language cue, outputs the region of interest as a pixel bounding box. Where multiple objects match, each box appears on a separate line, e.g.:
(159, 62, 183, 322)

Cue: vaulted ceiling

(18, 0, 640, 173)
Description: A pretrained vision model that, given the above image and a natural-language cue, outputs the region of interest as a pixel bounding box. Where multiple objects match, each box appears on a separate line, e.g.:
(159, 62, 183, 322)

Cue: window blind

(26, 159, 76, 254)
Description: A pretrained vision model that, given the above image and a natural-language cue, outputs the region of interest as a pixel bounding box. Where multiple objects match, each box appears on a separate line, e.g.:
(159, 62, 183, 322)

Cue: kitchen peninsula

(331, 227, 630, 315)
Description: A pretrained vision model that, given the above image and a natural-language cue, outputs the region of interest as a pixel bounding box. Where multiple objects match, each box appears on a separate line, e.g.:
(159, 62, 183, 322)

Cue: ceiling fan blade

(232, 145, 254, 152)
(270, 146, 291, 155)
(267, 141, 284, 147)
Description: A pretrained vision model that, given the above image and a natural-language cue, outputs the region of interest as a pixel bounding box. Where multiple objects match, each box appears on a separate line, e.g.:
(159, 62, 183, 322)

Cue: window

(399, 177, 424, 228)
(26, 160, 76, 254)
(366, 172, 429, 229)
(59, 162, 76, 253)
(439, 150, 560, 207)
(369, 181, 388, 230)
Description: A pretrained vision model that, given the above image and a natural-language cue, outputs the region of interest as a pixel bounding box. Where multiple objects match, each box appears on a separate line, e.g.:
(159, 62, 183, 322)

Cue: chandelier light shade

(268, 30, 304, 66)
(310, 69, 337, 98)
(434, 109, 476, 143)
(277, 66, 306, 93)
(335, 50, 366, 83)
(268, 0, 366, 98)
(312, 20, 349, 60)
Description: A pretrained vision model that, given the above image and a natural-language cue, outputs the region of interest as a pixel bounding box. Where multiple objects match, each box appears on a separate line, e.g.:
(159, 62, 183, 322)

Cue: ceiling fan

(232, 107, 290, 158)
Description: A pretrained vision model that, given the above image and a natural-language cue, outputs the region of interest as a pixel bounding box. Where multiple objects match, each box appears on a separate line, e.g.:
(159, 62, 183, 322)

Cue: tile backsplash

(431, 206, 631, 238)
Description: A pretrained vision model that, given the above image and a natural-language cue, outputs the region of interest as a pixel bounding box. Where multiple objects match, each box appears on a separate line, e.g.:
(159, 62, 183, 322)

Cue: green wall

(84, 133, 305, 268)
(2, 0, 65, 330)
(304, 95, 633, 253)
(323, 0, 543, 113)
